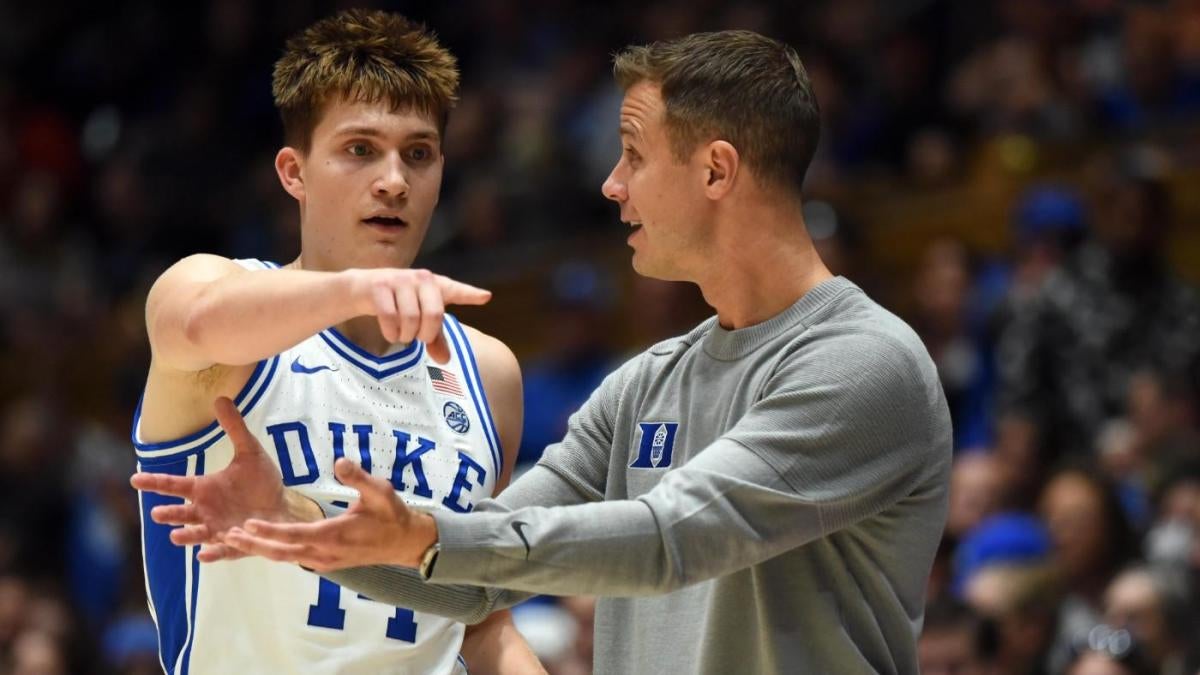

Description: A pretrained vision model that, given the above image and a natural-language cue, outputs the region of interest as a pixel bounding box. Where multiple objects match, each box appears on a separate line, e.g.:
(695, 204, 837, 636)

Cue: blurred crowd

(0, 0, 1198, 673)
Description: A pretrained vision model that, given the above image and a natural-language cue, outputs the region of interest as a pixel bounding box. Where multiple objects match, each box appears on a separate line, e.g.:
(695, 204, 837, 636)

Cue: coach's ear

(276, 147, 306, 203)
(703, 140, 738, 201)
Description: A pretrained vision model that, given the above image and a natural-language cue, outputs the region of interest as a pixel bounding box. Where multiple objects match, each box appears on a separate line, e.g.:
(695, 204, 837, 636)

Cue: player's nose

(373, 153, 410, 199)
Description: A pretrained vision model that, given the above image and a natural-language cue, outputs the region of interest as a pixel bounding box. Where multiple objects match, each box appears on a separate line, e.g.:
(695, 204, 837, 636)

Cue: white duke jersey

(134, 259, 503, 674)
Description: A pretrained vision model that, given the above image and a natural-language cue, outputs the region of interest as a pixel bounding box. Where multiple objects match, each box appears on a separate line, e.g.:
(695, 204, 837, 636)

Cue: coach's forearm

(426, 441, 830, 597)
(326, 565, 531, 625)
(181, 268, 363, 366)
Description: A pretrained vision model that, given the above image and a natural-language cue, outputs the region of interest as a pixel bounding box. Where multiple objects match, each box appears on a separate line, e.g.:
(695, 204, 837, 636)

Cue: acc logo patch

(443, 401, 471, 434)
(629, 422, 679, 468)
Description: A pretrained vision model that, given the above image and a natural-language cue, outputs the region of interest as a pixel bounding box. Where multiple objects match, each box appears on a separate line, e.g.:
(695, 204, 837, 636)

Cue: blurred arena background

(1, 1, 1199, 673)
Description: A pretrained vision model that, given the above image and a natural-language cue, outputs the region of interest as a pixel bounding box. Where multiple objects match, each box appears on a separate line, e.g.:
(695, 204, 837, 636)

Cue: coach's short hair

(272, 9, 459, 152)
(613, 30, 821, 196)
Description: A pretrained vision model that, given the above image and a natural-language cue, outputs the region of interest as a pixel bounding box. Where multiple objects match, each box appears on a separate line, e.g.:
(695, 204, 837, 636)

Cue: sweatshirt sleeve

(322, 463, 597, 623)
(317, 358, 636, 619)
(428, 331, 948, 596)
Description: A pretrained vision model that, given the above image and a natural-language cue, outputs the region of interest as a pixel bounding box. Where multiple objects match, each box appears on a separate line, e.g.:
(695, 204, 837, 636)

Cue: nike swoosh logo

(290, 357, 337, 375)
(511, 520, 531, 560)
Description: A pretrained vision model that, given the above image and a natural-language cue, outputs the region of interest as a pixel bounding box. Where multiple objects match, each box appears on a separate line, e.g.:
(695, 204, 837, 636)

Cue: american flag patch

(427, 366, 464, 397)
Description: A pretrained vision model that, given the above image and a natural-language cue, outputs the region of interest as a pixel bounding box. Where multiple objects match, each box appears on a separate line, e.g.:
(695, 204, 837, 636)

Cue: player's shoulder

(451, 321, 520, 382)
(157, 253, 280, 281)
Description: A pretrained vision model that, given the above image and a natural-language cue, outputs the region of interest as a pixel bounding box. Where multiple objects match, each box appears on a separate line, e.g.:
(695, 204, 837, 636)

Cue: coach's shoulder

(812, 288, 934, 370)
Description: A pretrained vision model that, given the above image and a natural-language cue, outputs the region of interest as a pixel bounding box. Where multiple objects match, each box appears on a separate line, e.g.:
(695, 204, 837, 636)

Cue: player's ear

(703, 140, 738, 201)
(275, 147, 305, 203)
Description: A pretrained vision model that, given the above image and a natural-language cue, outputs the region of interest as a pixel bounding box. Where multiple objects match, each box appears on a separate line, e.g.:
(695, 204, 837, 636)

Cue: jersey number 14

(307, 577, 418, 641)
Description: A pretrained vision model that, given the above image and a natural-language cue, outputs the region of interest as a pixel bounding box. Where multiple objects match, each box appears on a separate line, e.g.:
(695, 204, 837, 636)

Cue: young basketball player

(130, 10, 541, 674)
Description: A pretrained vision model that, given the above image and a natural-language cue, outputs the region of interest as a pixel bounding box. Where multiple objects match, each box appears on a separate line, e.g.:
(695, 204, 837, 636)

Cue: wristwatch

(418, 541, 441, 579)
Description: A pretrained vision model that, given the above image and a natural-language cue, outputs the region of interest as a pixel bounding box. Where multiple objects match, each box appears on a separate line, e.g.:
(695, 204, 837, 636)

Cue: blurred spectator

(1124, 368, 1199, 497)
(911, 238, 992, 449)
(10, 629, 66, 675)
(1040, 466, 1140, 672)
(992, 409, 1051, 510)
(1065, 624, 1156, 675)
(1103, 565, 1197, 675)
(101, 612, 165, 675)
(953, 513, 1052, 600)
(918, 599, 989, 675)
(1001, 185, 1087, 311)
(963, 563, 1060, 675)
(998, 147, 1200, 456)
(0, 395, 71, 576)
(517, 261, 619, 467)
(946, 452, 1005, 540)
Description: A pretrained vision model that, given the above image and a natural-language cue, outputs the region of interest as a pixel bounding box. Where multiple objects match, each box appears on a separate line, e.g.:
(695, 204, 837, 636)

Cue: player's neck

(335, 315, 399, 355)
(698, 208, 832, 331)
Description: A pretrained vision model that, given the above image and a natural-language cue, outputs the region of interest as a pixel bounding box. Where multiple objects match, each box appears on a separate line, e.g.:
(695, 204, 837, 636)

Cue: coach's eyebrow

(619, 123, 641, 139)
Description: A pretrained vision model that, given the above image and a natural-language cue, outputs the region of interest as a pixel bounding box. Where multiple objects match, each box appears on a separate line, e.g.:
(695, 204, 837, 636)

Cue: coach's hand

(222, 457, 437, 573)
(346, 268, 491, 363)
(130, 397, 319, 563)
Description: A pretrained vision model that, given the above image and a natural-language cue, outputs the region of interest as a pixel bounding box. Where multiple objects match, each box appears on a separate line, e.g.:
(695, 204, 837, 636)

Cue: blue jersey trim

(317, 330, 425, 380)
(179, 452, 204, 675)
(132, 358, 268, 450)
(233, 258, 281, 271)
(444, 315, 502, 477)
(139, 454, 203, 674)
(323, 327, 421, 363)
(132, 355, 280, 466)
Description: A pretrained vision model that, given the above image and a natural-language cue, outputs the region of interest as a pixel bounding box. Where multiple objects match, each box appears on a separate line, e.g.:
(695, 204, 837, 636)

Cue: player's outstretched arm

(130, 396, 325, 560)
(147, 253, 491, 372)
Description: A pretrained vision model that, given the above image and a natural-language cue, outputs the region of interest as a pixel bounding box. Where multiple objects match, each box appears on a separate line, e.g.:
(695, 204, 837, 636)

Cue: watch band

(418, 541, 441, 579)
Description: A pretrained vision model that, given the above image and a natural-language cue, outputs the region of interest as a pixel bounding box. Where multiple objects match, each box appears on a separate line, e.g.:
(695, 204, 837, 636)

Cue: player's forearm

(180, 268, 362, 367)
(460, 610, 546, 675)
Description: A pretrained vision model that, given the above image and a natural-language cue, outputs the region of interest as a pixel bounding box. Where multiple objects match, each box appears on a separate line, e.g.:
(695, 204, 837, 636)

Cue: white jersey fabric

(134, 259, 501, 674)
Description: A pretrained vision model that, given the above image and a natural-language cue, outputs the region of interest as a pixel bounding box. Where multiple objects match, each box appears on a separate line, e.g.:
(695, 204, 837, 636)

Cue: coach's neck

(698, 189, 832, 331)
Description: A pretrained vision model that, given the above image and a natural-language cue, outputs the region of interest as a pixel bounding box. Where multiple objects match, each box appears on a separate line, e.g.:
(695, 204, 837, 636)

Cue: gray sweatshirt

(328, 277, 952, 674)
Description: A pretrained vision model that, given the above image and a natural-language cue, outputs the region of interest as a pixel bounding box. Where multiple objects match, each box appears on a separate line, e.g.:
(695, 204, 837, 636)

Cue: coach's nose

(601, 165, 627, 204)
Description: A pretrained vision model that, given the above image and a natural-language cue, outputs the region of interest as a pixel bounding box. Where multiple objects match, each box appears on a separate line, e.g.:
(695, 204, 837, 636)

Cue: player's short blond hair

(272, 9, 460, 152)
(613, 30, 820, 195)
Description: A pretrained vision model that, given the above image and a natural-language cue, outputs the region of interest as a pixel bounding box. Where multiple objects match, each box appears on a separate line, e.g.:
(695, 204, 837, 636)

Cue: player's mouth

(362, 214, 408, 232)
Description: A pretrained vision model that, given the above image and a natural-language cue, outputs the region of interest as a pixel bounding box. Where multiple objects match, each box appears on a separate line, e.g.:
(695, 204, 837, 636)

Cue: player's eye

(348, 143, 372, 158)
(407, 146, 433, 162)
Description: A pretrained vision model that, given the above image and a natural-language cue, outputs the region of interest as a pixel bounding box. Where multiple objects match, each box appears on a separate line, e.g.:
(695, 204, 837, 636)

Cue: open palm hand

(131, 397, 292, 562)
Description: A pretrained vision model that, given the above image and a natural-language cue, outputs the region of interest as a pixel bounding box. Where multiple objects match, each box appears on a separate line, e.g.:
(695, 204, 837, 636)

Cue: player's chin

(354, 241, 419, 268)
